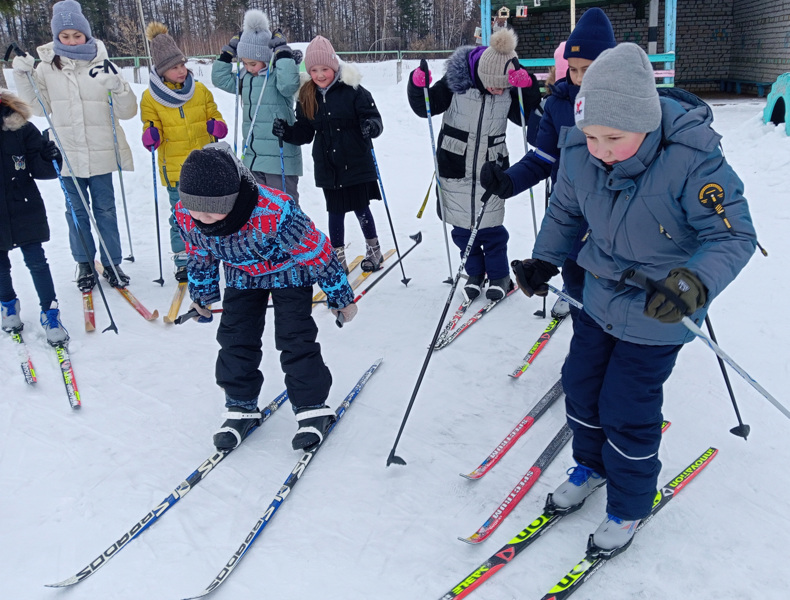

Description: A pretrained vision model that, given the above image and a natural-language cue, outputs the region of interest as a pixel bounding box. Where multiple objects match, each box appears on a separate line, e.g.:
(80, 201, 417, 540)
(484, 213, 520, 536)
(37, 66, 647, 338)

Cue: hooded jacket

(407, 46, 541, 230)
(0, 89, 59, 251)
(13, 40, 136, 178)
(286, 64, 382, 190)
(533, 89, 757, 345)
(211, 55, 303, 176)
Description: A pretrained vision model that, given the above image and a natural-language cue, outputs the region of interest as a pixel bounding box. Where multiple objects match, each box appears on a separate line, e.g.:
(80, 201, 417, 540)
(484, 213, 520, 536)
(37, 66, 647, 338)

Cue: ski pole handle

(174, 307, 223, 325)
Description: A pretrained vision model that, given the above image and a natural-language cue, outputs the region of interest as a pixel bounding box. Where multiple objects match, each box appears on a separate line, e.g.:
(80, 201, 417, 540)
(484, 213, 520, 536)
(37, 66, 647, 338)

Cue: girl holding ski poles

(272, 35, 385, 274)
(211, 10, 302, 203)
(12, 0, 136, 291)
(0, 89, 69, 345)
(140, 22, 227, 282)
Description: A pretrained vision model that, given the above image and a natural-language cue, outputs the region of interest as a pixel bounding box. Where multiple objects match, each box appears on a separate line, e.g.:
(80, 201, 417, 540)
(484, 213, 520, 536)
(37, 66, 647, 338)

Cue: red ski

(95, 262, 159, 321)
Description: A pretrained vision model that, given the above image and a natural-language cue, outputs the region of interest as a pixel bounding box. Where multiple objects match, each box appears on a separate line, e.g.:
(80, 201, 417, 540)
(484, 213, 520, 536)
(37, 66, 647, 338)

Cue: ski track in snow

(1, 61, 788, 599)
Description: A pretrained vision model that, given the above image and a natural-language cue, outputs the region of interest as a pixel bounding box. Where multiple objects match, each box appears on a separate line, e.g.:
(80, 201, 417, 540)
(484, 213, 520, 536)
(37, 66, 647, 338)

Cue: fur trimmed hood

(0, 88, 32, 132)
(444, 45, 484, 94)
(298, 61, 362, 91)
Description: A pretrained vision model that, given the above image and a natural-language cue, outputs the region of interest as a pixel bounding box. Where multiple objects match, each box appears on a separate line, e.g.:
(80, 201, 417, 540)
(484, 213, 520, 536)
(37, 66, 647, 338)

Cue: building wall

(508, 0, 790, 96)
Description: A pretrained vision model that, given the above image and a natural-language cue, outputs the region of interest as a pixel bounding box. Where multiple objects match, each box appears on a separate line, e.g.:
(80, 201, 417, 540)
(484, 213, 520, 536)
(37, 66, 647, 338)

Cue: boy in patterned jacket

(175, 143, 357, 451)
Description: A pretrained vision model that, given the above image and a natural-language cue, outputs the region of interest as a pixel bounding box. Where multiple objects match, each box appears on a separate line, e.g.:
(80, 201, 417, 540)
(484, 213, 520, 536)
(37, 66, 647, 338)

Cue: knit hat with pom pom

(478, 29, 519, 89)
(237, 10, 272, 64)
(146, 22, 186, 76)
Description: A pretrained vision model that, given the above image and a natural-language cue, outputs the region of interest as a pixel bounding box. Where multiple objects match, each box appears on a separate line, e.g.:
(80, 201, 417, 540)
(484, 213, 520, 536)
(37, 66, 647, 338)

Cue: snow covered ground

(1, 59, 788, 600)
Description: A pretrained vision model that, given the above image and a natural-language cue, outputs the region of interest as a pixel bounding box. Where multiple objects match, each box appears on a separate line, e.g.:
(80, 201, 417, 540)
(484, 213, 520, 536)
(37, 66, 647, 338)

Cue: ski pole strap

(618, 268, 692, 317)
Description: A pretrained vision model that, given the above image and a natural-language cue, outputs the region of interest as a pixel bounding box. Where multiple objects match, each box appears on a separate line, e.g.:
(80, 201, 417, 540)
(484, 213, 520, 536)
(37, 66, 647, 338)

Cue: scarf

(148, 70, 196, 108)
(53, 38, 98, 62)
(193, 176, 259, 237)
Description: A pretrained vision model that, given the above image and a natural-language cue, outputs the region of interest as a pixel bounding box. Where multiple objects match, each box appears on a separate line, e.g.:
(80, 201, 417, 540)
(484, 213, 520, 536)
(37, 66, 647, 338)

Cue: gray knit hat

(237, 10, 273, 64)
(478, 29, 519, 89)
(51, 0, 92, 40)
(574, 43, 661, 133)
(179, 146, 241, 214)
(146, 22, 187, 77)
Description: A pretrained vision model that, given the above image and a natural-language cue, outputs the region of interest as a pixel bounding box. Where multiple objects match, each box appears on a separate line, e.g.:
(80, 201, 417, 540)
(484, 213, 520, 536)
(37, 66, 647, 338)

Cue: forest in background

(0, 0, 480, 59)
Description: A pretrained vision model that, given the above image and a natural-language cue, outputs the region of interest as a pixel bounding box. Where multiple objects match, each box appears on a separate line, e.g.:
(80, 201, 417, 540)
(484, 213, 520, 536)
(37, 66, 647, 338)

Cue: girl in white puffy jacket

(13, 0, 137, 290)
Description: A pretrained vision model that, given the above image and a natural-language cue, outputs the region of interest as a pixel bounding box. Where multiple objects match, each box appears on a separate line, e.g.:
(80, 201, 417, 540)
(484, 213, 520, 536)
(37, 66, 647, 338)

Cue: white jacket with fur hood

(13, 40, 136, 178)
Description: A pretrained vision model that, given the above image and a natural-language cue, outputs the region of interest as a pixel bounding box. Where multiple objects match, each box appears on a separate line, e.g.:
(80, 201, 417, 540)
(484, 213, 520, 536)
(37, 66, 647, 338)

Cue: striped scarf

(148, 70, 196, 108)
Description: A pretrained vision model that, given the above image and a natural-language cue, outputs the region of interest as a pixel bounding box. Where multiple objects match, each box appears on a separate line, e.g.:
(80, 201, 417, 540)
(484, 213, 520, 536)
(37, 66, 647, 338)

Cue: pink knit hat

(554, 42, 569, 81)
(305, 35, 339, 72)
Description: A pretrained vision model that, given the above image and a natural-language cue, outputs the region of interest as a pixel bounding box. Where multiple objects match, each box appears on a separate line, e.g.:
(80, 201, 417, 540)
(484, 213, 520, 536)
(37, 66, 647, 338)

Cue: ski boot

(76, 262, 95, 292)
(213, 406, 263, 450)
(292, 405, 336, 450)
(588, 513, 641, 558)
(360, 237, 383, 272)
(1, 298, 22, 332)
(486, 276, 514, 301)
(545, 463, 606, 515)
(463, 274, 485, 302)
(40, 301, 69, 346)
(102, 264, 130, 288)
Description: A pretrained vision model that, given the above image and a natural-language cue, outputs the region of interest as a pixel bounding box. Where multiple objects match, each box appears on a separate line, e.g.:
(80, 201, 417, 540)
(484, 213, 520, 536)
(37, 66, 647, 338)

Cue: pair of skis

(440, 444, 717, 600)
(6, 329, 80, 408)
(84, 262, 159, 330)
(46, 359, 382, 597)
(435, 287, 517, 350)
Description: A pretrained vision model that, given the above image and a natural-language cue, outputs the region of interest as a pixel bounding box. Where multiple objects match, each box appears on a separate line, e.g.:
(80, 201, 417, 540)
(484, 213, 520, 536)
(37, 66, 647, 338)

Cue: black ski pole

(369, 140, 410, 285)
(704, 315, 750, 439)
(387, 194, 492, 466)
(147, 122, 165, 286)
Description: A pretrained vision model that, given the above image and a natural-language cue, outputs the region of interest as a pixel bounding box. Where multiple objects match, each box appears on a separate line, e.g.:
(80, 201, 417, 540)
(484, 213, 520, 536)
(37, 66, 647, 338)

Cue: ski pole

(147, 122, 165, 286)
(369, 140, 410, 285)
(705, 315, 750, 439)
(549, 276, 788, 423)
(174, 307, 224, 325)
(418, 59, 454, 284)
(234, 57, 241, 154)
(9, 43, 123, 286)
(416, 172, 434, 218)
(387, 194, 493, 466)
(50, 157, 118, 334)
(99, 59, 134, 262)
(240, 55, 274, 161)
(277, 135, 287, 194)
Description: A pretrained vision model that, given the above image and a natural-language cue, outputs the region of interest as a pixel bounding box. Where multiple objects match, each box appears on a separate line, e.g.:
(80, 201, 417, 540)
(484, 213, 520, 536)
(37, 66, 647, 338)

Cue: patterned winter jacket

(0, 89, 59, 251)
(533, 89, 757, 345)
(406, 46, 541, 230)
(176, 183, 354, 309)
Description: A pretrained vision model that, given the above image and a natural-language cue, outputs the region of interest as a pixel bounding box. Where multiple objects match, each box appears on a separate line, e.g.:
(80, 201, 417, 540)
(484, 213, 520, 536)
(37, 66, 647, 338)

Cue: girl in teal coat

(212, 10, 302, 203)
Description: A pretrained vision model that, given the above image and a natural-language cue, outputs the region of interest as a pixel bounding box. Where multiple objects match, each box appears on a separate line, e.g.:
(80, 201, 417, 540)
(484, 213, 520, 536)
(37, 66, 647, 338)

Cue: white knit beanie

(478, 29, 519, 89)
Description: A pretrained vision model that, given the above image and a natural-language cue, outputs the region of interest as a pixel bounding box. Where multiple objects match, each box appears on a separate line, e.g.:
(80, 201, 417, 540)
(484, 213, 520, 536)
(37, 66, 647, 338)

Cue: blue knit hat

(564, 7, 616, 61)
(51, 0, 92, 40)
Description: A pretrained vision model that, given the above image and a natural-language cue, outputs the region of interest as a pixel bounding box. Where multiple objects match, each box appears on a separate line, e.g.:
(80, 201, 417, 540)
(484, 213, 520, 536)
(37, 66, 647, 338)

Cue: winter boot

(551, 297, 570, 319)
(486, 276, 514, 301)
(213, 406, 263, 450)
(463, 273, 485, 302)
(102, 264, 130, 288)
(76, 262, 95, 292)
(333, 246, 349, 274)
(292, 405, 336, 450)
(1, 298, 22, 332)
(590, 513, 641, 557)
(545, 463, 605, 515)
(40, 301, 69, 346)
(360, 237, 383, 272)
(175, 266, 188, 283)
(174, 252, 188, 282)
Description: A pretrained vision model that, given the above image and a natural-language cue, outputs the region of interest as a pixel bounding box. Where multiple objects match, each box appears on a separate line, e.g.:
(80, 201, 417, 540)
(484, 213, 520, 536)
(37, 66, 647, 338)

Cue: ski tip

(44, 577, 77, 588)
(457, 534, 482, 545)
(459, 472, 482, 481)
(148, 310, 160, 321)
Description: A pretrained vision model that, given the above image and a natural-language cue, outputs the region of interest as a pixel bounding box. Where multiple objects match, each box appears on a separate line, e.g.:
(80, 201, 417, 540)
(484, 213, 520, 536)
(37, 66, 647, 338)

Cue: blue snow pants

(451, 225, 510, 280)
(561, 309, 682, 520)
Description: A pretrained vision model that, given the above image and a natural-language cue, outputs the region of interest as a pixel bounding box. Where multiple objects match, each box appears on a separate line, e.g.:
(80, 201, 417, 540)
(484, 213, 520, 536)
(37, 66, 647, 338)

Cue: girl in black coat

(0, 89, 69, 345)
(273, 35, 385, 273)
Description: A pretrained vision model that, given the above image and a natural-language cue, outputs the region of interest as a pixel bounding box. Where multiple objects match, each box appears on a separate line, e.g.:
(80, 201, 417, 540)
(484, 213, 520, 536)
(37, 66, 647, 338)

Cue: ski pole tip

(401, 277, 411, 286)
(730, 424, 751, 440)
(386, 453, 407, 467)
(409, 231, 423, 243)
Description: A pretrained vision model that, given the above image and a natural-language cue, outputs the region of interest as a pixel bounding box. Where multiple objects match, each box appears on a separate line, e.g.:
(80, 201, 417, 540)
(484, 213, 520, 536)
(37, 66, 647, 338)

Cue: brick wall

(729, 0, 790, 87)
(675, 0, 734, 93)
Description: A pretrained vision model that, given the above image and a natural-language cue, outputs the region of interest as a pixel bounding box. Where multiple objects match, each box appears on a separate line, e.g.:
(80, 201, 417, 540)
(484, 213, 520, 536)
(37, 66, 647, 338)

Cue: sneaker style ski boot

(102, 264, 130, 288)
(333, 246, 349, 274)
(463, 273, 485, 302)
(486, 276, 514, 301)
(545, 463, 605, 515)
(213, 406, 263, 450)
(551, 297, 570, 319)
(40, 301, 69, 346)
(589, 513, 641, 557)
(76, 262, 95, 292)
(360, 237, 383, 272)
(292, 405, 336, 450)
(1, 298, 22, 332)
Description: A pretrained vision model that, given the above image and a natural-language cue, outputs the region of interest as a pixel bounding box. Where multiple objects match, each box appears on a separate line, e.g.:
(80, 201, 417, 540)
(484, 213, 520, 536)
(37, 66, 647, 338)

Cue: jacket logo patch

(698, 182, 724, 207)
(574, 98, 585, 122)
(13, 155, 26, 171)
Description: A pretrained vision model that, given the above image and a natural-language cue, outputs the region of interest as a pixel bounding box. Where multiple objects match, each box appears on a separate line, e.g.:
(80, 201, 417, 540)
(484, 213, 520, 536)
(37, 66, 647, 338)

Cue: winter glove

(360, 118, 382, 140)
(90, 62, 124, 93)
(292, 49, 303, 65)
(207, 119, 228, 139)
(272, 118, 292, 141)
(221, 31, 242, 59)
(480, 161, 514, 199)
(12, 53, 36, 73)
(142, 125, 161, 151)
(40, 140, 61, 162)
(644, 267, 708, 324)
(508, 66, 533, 88)
(411, 67, 432, 88)
(331, 303, 358, 325)
(188, 302, 213, 324)
(511, 258, 560, 297)
(268, 29, 287, 49)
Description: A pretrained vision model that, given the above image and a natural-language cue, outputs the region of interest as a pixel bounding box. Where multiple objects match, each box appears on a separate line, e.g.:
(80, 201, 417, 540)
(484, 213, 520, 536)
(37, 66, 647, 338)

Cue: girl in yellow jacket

(140, 22, 227, 281)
